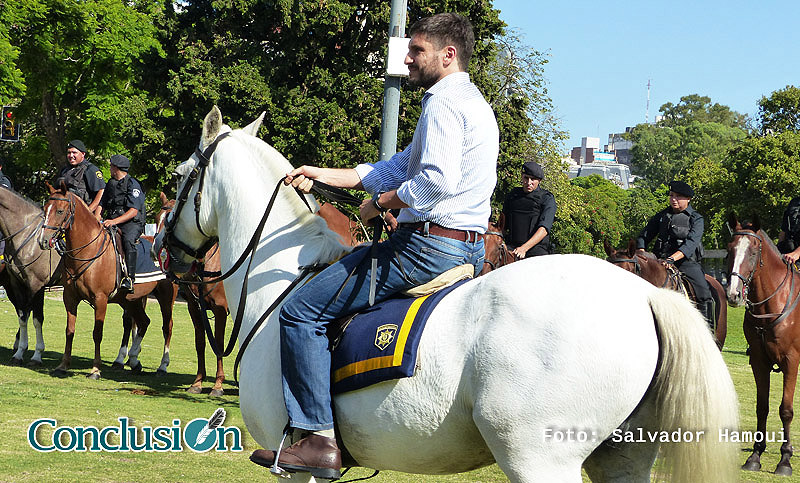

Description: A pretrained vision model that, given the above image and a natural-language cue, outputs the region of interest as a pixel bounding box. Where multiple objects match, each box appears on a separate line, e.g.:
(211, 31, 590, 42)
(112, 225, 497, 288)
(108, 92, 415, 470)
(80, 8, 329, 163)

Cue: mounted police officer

(99, 155, 145, 293)
(778, 196, 800, 264)
(637, 180, 713, 328)
(57, 140, 105, 217)
(501, 161, 556, 258)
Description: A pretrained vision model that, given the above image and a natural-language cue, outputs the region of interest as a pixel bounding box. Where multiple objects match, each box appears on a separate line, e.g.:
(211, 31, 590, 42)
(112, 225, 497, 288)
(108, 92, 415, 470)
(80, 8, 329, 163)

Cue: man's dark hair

(409, 13, 475, 70)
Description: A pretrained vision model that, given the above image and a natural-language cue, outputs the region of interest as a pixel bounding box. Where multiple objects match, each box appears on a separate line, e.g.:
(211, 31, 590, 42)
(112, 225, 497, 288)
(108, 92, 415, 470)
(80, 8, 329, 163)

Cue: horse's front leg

(743, 332, 771, 472)
(88, 299, 108, 380)
(53, 290, 80, 377)
(776, 355, 798, 476)
(185, 295, 207, 394)
(9, 307, 29, 365)
(211, 304, 227, 397)
(155, 282, 176, 377)
(126, 298, 150, 374)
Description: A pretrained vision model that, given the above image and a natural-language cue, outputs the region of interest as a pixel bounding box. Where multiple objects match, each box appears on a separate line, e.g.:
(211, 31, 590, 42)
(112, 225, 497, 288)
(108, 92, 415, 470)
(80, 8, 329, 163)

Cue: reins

(163, 133, 369, 380)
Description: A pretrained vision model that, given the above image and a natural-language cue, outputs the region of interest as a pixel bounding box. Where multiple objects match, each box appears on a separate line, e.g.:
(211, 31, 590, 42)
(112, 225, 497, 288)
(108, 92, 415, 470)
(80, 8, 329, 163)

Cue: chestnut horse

(155, 192, 362, 397)
(479, 215, 516, 275)
(604, 239, 727, 349)
(38, 185, 175, 379)
(726, 213, 800, 476)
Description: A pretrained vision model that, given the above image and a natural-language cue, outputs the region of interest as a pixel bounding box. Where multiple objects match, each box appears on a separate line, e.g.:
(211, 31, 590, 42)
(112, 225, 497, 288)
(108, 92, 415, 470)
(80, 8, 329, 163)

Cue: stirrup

(270, 427, 292, 478)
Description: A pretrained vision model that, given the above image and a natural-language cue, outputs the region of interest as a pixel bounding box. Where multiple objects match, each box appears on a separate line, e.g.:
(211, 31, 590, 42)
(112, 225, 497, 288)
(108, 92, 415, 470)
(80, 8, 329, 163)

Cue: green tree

(2, 0, 164, 199)
(0, 1, 25, 102)
(758, 85, 800, 134)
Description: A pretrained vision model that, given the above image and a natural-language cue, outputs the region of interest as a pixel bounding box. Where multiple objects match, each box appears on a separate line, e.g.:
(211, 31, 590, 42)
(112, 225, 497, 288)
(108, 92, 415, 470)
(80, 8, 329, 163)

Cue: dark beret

(67, 139, 87, 153)
(522, 161, 544, 180)
(669, 180, 694, 198)
(110, 154, 130, 170)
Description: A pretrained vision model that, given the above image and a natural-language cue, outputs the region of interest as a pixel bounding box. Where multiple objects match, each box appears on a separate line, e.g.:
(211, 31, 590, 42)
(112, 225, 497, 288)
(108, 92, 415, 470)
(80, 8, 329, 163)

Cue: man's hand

(511, 246, 527, 259)
(102, 219, 116, 228)
(284, 166, 324, 194)
(784, 250, 800, 264)
(359, 198, 380, 222)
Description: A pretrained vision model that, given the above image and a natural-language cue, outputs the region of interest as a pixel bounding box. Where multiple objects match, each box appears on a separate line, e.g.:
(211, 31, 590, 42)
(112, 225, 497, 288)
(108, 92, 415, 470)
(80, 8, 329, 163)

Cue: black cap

(67, 139, 87, 153)
(669, 180, 694, 198)
(522, 161, 544, 180)
(110, 154, 130, 170)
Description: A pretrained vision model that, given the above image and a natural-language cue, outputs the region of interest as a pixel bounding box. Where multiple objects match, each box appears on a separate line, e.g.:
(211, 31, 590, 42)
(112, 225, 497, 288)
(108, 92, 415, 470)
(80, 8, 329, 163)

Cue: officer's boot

(701, 299, 716, 333)
(121, 249, 136, 293)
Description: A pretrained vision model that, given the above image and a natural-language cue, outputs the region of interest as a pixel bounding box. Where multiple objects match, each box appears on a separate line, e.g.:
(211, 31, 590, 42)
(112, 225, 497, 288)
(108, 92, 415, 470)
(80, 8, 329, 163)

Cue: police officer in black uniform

(778, 197, 800, 264)
(57, 140, 105, 217)
(501, 161, 556, 258)
(99, 155, 145, 293)
(637, 180, 713, 328)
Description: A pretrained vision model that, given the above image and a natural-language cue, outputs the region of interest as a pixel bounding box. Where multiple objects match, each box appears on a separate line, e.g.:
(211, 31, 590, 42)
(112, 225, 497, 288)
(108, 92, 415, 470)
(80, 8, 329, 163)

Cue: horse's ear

(627, 239, 637, 257)
(45, 181, 55, 195)
(201, 106, 223, 148)
(602, 239, 614, 257)
(242, 112, 265, 137)
(727, 212, 739, 232)
(752, 213, 761, 232)
(58, 180, 68, 194)
(159, 191, 168, 204)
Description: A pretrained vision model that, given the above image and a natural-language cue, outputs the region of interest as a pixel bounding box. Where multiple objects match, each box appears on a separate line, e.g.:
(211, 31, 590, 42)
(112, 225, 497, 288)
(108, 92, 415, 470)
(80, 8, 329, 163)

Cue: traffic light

(1, 106, 20, 142)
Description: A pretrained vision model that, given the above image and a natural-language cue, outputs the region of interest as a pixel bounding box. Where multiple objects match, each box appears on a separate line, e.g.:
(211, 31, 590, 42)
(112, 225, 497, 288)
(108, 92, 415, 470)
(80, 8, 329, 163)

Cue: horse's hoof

(742, 460, 762, 472)
(8, 357, 23, 367)
(111, 362, 125, 370)
(51, 368, 68, 378)
(129, 361, 143, 374)
(155, 369, 167, 378)
(775, 465, 793, 477)
(27, 359, 42, 368)
(186, 385, 202, 394)
(86, 372, 101, 380)
(210, 388, 224, 397)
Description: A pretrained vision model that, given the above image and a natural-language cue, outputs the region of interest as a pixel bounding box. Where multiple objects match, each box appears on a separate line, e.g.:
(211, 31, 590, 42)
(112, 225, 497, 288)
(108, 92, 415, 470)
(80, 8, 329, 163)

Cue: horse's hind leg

(185, 294, 206, 394)
(155, 282, 176, 377)
(10, 308, 29, 365)
(29, 290, 45, 366)
(112, 309, 132, 370)
(210, 304, 227, 397)
(88, 299, 108, 380)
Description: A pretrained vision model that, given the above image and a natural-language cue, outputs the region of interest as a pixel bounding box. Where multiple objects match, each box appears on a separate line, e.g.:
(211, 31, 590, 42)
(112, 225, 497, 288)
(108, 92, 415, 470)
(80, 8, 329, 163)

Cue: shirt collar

(423, 71, 470, 100)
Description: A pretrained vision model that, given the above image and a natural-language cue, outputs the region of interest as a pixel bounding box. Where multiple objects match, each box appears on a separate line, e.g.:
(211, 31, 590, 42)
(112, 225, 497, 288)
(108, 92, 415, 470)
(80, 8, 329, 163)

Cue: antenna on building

(645, 78, 651, 124)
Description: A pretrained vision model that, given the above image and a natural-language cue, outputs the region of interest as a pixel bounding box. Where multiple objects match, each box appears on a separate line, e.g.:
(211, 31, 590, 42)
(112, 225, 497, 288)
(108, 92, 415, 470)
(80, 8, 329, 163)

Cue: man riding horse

(57, 140, 105, 217)
(98, 154, 146, 293)
(637, 180, 713, 329)
(249, 13, 499, 479)
(501, 161, 555, 259)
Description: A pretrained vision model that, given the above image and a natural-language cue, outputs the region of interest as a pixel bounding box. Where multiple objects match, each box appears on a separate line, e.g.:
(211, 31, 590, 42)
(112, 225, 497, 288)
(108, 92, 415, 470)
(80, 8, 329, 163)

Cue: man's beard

(408, 68, 438, 90)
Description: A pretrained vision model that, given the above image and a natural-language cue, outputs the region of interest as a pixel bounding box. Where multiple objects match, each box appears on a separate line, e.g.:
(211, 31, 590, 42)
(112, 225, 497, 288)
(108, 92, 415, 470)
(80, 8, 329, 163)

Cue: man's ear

(442, 45, 458, 69)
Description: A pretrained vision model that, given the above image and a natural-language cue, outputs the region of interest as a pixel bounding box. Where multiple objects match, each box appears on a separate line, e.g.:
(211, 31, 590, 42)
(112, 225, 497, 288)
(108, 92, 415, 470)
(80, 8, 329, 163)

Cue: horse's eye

(56, 209, 64, 215)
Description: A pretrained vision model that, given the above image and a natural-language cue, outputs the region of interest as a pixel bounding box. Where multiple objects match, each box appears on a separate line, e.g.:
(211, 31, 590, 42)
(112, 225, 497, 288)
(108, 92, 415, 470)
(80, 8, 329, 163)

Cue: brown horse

(38, 185, 175, 379)
(604, 239, 728, 349)
(480, 215, 517, 275)
(155, 193, 361, 396)
(727, 213, 800, 476)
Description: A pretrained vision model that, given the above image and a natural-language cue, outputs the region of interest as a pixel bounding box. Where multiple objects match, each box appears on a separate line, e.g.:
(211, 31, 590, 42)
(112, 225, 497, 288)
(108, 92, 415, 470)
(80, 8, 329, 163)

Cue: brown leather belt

(399, 222, 480, 243)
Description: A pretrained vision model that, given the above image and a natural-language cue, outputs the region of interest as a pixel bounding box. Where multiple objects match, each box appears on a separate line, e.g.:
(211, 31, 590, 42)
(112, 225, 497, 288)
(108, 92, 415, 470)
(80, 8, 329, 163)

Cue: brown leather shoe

(250, 434, 342, 480)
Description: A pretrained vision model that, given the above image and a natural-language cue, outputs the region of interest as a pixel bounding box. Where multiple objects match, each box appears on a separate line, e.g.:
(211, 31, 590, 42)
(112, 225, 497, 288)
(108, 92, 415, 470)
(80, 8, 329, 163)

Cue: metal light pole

(378, 0, 409, 161)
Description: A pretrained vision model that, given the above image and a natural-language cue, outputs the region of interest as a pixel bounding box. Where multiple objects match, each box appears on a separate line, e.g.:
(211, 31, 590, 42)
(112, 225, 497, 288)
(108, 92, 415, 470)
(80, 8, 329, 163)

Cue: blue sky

(492, 0, 800, 153)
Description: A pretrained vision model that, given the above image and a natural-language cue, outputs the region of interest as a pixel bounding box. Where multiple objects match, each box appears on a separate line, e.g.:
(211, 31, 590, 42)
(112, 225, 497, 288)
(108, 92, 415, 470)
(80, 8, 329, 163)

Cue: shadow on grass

(0, 345, 240, 404)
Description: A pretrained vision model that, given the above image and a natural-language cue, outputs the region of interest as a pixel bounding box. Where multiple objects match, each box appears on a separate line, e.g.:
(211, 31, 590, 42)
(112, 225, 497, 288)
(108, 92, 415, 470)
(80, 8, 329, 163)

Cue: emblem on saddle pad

(374, 324, 398, 351)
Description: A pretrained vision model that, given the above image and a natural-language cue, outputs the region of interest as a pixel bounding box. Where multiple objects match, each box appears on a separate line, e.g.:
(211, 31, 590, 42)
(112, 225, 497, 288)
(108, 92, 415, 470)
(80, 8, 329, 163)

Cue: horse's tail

(647, 288, 739, 483)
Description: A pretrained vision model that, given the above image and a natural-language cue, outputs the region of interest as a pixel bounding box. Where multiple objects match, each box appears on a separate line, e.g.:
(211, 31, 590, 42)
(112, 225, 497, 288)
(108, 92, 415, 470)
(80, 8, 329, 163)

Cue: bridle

(730, 229, 800, 329)
(482, 230, 513, 271)
(41, 193, 111, 281)
(608, 254, 642, 275)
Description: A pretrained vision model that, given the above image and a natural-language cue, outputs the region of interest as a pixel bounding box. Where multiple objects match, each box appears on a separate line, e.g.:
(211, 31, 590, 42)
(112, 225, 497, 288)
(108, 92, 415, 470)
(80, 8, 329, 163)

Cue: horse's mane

(230, 131, 353, 264)
(739, 221, 782, 260)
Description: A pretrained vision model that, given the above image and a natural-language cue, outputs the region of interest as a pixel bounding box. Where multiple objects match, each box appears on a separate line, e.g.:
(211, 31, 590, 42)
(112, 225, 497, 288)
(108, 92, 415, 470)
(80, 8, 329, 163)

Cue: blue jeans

(279, 225, 485, 430)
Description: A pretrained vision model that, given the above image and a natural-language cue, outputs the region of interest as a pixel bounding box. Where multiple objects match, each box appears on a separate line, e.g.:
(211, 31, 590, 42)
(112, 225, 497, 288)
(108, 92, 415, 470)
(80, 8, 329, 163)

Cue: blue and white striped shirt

(355, 72, 499, 233)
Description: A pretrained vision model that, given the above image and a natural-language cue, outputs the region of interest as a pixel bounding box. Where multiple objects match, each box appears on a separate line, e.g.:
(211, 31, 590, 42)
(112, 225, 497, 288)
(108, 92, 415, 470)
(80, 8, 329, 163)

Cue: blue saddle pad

(134, 238, 165, 283)
(331, 279, 468, 394)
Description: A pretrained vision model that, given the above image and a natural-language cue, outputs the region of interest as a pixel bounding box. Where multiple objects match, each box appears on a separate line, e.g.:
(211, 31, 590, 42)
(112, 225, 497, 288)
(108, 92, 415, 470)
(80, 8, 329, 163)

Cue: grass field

(0, 290, 797, 482)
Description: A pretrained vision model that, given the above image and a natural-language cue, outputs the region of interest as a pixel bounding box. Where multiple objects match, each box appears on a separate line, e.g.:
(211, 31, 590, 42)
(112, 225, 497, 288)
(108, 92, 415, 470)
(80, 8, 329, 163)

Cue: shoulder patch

(132, 189, 141, 198)
(96, 171, 103, 178)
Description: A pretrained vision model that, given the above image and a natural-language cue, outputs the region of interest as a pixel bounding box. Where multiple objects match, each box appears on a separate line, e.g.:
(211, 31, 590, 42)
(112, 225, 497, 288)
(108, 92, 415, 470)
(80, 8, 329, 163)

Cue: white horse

(155, 107, 739, 482)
